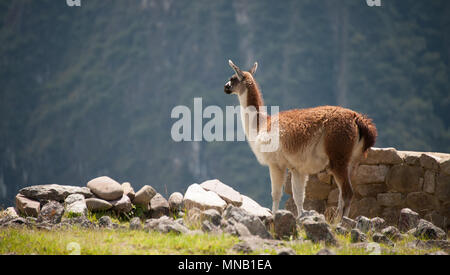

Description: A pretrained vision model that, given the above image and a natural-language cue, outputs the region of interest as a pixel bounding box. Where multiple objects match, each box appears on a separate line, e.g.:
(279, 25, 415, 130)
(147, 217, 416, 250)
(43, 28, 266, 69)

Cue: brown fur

(227, 61, 377, 221)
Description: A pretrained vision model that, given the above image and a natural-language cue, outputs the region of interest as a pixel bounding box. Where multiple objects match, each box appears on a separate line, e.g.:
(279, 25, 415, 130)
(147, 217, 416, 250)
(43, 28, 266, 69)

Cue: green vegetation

(0, 0, 449, 208)
(0, 226, 442, 255)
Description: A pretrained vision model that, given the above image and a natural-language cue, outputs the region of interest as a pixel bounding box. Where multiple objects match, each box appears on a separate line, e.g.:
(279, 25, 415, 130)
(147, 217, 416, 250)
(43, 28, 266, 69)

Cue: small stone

(316, 248, 336, 255)
(273, 210, 297, 240)
(110, 194, 133, 213)
(37, 201, 64, 224)
(340, 216, 357, 230)
(98, 216, 113, 228)
(150, 193, 170, 218)
(65, 194, 87, 216)
(356, 216, 372, 233)
(129, 217, 142, 230)
(350, 228, 367, 243)
(144, 216, 189, 234)
(381, 226, 402, 242)
(372, 233, 394, 246)
(65, 194, 85, 205)
(398, 208, 420, 232)
(370, 217, 386, 232)
(277, 248, 296, 255)
(122, 182, 135, 201)
(15, 194, 40, 217)
(85, 198, 113, 212)
(4, 207, 19, 219)
(87, 176, 124, 201)
(168, 192, 184, 213)
(133, 185, 157, 209)
(334, 225, 348, 235)
(201, 209, 222, 227)
(303, 219, 338, 246)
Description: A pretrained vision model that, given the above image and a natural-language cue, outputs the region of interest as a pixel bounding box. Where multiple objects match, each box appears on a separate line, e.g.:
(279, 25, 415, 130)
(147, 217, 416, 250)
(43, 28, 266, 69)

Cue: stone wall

(285, 147, 450, 230)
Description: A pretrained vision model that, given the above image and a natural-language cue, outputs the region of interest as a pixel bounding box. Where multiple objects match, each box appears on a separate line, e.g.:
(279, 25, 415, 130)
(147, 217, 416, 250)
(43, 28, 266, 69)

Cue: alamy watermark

(170, 98, 280, 152)
(66, 0, 81, 7)
(366, 0, 382, 7)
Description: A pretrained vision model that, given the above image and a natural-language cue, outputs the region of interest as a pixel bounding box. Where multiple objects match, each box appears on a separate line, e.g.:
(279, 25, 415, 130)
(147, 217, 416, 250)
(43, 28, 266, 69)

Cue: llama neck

(238, 82, 268, 136)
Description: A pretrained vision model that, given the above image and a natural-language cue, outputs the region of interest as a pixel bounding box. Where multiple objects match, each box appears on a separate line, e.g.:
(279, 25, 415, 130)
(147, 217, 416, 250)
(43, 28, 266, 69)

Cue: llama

(224, 60, 377, 222)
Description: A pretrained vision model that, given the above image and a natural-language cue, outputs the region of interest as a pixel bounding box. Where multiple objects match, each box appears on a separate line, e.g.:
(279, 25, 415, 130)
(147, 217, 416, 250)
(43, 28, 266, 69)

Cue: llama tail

(355, 114, 377, 155)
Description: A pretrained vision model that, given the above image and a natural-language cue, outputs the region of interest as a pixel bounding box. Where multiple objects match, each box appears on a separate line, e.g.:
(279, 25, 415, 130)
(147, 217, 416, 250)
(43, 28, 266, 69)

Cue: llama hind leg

(330, 166, 354, 223)
(269, 165, 285, 214)
(291, 170, 308, 219)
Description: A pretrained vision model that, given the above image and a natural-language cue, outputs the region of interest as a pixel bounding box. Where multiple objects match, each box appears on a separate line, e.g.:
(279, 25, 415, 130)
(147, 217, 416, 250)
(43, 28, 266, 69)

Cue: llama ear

(249, 62, 258, 75)
(229, 60, 244, 81)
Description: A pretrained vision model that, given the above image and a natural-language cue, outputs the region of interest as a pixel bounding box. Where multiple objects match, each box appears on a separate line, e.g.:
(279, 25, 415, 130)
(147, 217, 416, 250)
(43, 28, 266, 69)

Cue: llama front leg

(291, 170, 308, 219)
(269, 165, 285, 214)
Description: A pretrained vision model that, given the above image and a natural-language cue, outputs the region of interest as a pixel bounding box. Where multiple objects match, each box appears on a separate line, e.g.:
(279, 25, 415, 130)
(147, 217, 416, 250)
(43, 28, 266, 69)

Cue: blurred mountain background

(1, 0, 449, 208)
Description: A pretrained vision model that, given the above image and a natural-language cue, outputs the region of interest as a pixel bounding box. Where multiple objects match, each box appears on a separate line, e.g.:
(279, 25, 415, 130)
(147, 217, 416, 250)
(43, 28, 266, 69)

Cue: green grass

(0, 226, 443, 255)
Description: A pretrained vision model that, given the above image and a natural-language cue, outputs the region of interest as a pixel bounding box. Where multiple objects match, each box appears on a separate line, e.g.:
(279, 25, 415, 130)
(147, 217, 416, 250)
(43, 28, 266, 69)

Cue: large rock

(353, 165, 389, 185)
(362, 147, 403, 165)
(413, 219, 446, 240)
(87, 176, 123, 201)
(37, 201, 64, 224)
(406, 192, 439, 212)
(110, 194, 133, 213)
(303, 198, 326, 214)
(386, 164, 423, 193)
(423, 171, 436, 194)
(285, 196, 298, 217)
(440, 159, 450, 175)
(168, 192, 184, 213)
(183, 184, 227, 213)
(355, 184, 387, 197)
(305, 178, 332, 200)
(133, 185, 157, 209)
(349, 197, 381, 218)
(15, 194, 40, 217)
(436, 173, 450, 202)
(200, 179, 243, 207)
(150, 193, 170, 218)
(302, 219, 338, 245)
(339, 216, 357, 230)
(64, 194, 87, 216)
(121, 182, 135, 201)
(19, 184, 93, 202)
(85, 198, 113, 212)
(240, 195, 272, 218)
(327, 188, 339, 205)
(377, 193, 403, 207)
(273, 210, 297, 240)
(419, 153, 440, 170)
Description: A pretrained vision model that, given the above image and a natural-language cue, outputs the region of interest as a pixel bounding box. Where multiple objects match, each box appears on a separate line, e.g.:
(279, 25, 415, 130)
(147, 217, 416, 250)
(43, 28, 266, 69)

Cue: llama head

(224, 60, 258, 95)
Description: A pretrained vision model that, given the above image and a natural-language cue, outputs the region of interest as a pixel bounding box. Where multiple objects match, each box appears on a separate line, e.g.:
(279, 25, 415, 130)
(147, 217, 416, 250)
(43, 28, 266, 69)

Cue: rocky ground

(0, 177, 448, 255)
